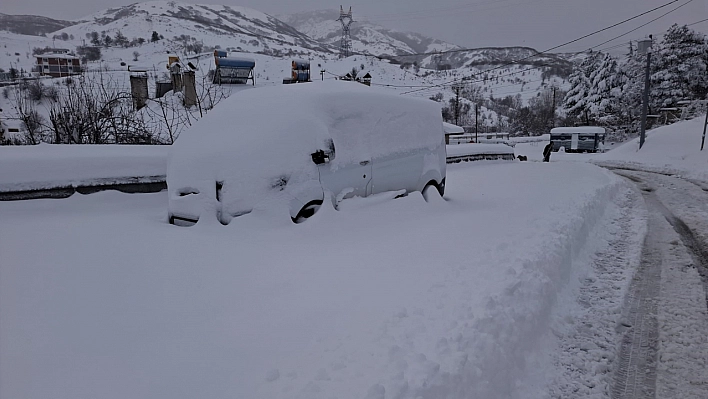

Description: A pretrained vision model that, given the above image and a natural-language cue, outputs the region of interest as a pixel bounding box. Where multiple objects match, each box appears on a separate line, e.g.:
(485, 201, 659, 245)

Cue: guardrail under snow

(0, 143, 514, 200)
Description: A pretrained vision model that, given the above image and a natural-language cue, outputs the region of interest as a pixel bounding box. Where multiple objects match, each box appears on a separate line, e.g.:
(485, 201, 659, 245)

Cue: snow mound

(596, 116, 708, 181)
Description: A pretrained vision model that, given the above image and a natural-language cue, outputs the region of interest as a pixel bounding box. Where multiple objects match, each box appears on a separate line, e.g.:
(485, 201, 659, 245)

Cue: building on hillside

(338, 71, 372, 86)
(283, 60, 311, 84)
(35, 53, 82, 77)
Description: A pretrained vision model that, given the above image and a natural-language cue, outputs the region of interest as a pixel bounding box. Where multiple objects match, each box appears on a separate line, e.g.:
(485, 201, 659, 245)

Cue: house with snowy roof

(35, 53, 82, 78)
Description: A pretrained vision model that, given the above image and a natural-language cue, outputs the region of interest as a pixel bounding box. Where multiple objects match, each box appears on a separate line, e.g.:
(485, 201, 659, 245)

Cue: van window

(325, 138, 335, 160)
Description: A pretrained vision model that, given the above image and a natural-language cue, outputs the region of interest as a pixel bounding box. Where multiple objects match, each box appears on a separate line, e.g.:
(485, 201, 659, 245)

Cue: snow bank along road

(0, 160, 706, 399)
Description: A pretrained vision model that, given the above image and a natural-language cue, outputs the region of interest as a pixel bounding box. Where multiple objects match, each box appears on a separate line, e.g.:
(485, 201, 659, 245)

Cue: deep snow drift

(1, 160, 627, 399)
(596, 116, 708, 182)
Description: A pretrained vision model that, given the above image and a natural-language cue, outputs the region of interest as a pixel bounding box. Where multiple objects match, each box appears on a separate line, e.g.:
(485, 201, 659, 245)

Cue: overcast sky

(2, 0, 706, 51)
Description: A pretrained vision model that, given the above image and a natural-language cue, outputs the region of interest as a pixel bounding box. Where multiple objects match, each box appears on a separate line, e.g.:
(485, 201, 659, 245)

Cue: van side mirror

(311, 149, 329, 165)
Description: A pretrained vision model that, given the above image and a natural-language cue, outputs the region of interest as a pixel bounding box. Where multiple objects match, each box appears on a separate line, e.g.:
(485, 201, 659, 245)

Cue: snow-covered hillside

(280, 10, 574, 74)
(280, 9, 460, 58)
(54, 1, 333, 56)
(0, 1, 578, 145)
(0, 13, 74, 36)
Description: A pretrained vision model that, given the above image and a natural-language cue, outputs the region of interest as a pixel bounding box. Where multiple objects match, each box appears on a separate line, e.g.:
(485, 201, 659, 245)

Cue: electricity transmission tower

(337, 6, 354, 58)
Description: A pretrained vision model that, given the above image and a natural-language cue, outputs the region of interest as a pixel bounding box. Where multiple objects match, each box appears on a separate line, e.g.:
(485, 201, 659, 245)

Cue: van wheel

(292, 200, 323, 223)
(422, 182, 442, 202)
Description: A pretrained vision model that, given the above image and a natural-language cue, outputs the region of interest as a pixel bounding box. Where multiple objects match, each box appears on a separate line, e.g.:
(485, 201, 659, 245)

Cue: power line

(595, 13, 705, 53)
(400, 61, 561, 96)
(399, 0, 686, 95)
(584, 0, 694, 52)
(688, 17, 708, 26)
(376, 0, 682, 60)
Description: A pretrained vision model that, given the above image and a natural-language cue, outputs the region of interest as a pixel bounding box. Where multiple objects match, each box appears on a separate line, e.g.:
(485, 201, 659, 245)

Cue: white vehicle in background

(167, 81, 447, 226)
(550, 127, 607, 153)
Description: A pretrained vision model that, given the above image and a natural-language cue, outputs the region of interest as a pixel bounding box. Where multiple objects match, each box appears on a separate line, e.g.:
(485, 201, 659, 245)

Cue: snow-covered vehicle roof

(443, 122, 465, 135)
(169, 81, 443, 172)
(551, 127, 606, 134)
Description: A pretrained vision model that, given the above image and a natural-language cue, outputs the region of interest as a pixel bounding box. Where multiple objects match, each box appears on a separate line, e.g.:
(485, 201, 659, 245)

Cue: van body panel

(318, 160, 372, 200)
(372, 150, 422, 195)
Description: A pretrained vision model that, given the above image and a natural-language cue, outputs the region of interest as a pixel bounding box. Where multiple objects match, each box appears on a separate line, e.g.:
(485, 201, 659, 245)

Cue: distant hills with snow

(0, 1, 575, 72)
(279, 9, 460, 58)
(0, 13, 74, 36)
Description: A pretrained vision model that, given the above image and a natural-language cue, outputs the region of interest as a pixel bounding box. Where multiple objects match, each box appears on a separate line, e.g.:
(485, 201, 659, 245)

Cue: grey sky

(2, 0, 706, 51)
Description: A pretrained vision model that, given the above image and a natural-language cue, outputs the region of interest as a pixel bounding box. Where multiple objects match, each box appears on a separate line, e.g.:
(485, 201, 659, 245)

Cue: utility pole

(475, 103, 479, 142)
(551, 87, 557, 130)
(336, 6, 354, 58)
(701, 110, 707, 151)
(639, 35, 652, 150)
(453, 84, 462, 126)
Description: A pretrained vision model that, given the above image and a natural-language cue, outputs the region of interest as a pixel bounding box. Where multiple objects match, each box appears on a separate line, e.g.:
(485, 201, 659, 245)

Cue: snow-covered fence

(0, 144, 169, 200)
(446, 143, 516, 163)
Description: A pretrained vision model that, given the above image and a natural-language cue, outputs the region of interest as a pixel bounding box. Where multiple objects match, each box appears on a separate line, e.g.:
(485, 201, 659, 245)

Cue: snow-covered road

(608, 169, 708, 399)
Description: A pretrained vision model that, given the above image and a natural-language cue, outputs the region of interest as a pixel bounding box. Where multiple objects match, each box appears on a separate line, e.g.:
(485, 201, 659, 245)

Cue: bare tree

(10, 84, 45, 144)
(45, 71, 155, 144)
(142, 92, 194, 144)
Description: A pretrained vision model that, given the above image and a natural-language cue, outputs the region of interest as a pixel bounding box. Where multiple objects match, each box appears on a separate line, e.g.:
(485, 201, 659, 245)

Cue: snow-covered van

(167, 81, 447, 225)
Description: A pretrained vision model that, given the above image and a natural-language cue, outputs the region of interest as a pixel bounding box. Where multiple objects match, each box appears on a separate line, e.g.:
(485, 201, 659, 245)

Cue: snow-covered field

(0, 160, 626, 399)
(1, 117, 706, 399)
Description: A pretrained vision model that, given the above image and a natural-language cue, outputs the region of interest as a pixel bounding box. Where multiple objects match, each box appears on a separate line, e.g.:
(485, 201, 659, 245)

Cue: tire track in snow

(610, 169, 708, 399)
(651, 198, 708, 310)
(610, 196, 660, 399)
(545, 186, 647, 399)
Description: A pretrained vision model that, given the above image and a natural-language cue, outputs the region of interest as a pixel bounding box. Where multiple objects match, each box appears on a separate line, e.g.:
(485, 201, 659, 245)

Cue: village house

(35, 53, 82, 78)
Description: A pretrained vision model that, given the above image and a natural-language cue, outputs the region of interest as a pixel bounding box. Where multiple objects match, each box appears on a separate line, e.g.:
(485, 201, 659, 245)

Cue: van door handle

(359, 160, 370, 166)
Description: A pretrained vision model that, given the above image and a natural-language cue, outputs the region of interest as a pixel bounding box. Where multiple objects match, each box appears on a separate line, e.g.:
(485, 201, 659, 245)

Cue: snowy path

(608, 169, 708, 399)
(540, 184, 647, 399)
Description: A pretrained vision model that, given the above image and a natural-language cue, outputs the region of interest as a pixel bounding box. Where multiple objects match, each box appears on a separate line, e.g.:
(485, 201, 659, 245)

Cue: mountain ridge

(0, 13, 75, 36)
(2, 2, 575, 76)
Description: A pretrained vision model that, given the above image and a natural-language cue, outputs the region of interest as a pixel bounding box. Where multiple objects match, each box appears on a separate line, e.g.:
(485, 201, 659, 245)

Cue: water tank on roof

(216, 58, 256, 69)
